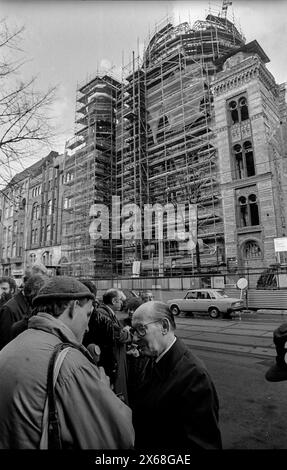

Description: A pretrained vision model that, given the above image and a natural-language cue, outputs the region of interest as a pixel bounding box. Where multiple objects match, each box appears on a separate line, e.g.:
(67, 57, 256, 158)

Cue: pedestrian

(130, 301, 222, 449)
(0, 276, 134, 449)
(83, 288, 131, 404)
(0, 276, 17, 308)
(140, 290, 153, 303)
(121, 297, 143, 327)
(265, 323, 287, 382)
(11, 274, 49, 340)
(0, 274, 48, 350)
(79, 278, 99, 308)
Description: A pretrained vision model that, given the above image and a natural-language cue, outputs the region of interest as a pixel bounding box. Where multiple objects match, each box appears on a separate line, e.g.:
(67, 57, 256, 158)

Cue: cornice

(211, 57, 278, 98)
(220, 172, 272, 190)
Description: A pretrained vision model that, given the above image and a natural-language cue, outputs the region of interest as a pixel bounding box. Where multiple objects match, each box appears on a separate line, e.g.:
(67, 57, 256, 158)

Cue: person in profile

(131, 301, 222, 449)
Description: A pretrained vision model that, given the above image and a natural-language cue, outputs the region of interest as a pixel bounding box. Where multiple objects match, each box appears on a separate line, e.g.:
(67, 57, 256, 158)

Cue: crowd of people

(1, 268, 281, 450)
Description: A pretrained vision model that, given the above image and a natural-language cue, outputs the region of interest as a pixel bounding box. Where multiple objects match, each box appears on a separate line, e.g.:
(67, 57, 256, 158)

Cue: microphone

(87, 343, 101, 365)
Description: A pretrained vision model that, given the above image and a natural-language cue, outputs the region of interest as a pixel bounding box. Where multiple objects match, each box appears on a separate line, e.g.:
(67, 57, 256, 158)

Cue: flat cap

(32, 276, 95, 306)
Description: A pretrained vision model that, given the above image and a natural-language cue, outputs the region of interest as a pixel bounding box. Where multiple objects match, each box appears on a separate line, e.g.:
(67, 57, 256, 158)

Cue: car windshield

(214, 290, 229, 298)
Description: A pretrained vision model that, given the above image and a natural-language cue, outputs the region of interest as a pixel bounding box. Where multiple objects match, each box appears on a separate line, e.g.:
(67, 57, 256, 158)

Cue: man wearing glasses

(130, 301, 222, 450)
(83, 288, 131, 404)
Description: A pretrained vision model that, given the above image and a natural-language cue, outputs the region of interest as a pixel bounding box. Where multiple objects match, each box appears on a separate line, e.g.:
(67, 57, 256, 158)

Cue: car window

(202, 292, 211, 299)
(185, 292, 197, 299)
(215, 290, 228, 298)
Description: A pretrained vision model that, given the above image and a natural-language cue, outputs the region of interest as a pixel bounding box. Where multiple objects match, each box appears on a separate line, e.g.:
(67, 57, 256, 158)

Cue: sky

(1, 0, 287, 182)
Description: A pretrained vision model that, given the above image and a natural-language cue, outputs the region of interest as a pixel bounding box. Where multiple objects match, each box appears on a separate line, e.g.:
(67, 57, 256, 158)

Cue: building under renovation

(61, 6, 287, 279)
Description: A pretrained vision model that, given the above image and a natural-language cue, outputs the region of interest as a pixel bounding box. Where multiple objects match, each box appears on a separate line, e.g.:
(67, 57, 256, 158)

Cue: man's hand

(98, 366, 111, 387)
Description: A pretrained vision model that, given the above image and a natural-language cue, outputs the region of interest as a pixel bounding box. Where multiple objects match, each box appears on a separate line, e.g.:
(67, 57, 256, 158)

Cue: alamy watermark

(89, 196, 197, 246)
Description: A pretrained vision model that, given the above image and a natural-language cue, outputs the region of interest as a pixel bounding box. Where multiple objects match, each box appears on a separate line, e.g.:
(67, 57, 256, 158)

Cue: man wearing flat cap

(266, 323, 287, 382)
(0, 276, 134, 449)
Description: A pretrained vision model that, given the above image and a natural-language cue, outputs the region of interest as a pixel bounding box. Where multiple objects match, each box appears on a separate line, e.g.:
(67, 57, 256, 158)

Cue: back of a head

(23, 274, 49, 305)
(103, 288, 121, 306)
(23, 264, 49, 285)
(79, 279, 97, 298)
(126, 297, 143, 312)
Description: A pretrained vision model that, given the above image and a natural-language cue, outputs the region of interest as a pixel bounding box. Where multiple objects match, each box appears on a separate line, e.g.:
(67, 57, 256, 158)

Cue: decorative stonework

(212, 57, 278, 98)
(230, 120, 251, 142)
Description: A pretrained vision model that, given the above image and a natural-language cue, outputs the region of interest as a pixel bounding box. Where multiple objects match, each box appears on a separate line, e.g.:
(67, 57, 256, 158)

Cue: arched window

(233, 140, 255, 179)
(243, 240, 262, 259)
(12, 242, 16, 258)
(229, 100, 239, 124)
(238, 194, 260, 227)
(32, 203, 40, 220)
(46, 225, 51, 242)
(47, 200, 52, 215)
(30, 253, 36, 264)
(239, 97, 249, 121)
(228, 95, 249, 125)
(42, 251, 50, 266)
(248, 194, 260, 225)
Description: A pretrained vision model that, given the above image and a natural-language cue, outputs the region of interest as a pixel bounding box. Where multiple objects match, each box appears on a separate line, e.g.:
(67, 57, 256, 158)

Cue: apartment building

(0, 151, 64, 282)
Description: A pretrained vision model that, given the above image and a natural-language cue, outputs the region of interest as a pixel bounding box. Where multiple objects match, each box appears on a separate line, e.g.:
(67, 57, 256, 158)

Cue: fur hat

(32, 276, 95, 306)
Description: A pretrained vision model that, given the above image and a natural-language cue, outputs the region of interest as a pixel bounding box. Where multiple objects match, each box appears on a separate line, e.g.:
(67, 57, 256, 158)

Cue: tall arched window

(46, 225, 51, 242)
(32, 203, 40, 220)
(239, 97, 249, 121)
(229, 100, 239, 124)
(12, 242, 16, 258)
(47, 200, 52, 215)
(238, 194, 260, 227)
(233, 140, 255, 179)
(228, 95, 249, 125)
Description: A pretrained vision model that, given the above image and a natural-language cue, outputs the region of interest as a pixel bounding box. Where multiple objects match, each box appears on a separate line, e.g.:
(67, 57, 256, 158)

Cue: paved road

(175, 315, 283, 359)
(175, 315, 287, 449)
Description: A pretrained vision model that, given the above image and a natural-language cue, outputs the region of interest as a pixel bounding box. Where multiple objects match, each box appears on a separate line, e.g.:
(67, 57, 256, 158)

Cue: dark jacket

(132, 337, 222, 450)
(83, 303, 130, 403)
(0, 292, 30, 350)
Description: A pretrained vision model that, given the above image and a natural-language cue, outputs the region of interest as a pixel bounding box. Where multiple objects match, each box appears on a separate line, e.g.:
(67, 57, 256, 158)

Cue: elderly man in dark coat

(130, 301, 222, 450)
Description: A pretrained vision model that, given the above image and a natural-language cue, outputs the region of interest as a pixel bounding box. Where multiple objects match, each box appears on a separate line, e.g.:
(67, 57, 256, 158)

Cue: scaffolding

(61, 74, 120, 277)
(61, 10, 246, 279)
(116, 12, 245, 276)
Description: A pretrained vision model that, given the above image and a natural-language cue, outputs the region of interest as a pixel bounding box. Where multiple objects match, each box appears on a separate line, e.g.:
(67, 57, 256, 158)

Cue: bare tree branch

(0, 19, 58, 195)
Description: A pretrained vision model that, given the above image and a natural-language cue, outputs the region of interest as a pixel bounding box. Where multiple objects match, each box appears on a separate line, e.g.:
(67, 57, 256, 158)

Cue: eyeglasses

(130, 320, 162, 338)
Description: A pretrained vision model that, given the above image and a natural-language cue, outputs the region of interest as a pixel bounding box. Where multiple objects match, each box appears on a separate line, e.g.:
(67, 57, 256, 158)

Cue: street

(175, 314, 287, 449)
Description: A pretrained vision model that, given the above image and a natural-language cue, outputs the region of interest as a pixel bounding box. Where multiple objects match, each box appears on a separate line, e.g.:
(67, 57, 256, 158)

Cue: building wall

(212, 48, 286, 271)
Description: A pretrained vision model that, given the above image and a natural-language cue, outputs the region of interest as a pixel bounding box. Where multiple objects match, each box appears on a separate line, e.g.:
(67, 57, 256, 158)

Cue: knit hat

(265, 322, 287, 382)
(32, 276, 95, 306)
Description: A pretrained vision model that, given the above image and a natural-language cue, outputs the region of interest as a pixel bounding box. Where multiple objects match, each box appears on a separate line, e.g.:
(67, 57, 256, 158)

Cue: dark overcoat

(132, 337, 222, 450)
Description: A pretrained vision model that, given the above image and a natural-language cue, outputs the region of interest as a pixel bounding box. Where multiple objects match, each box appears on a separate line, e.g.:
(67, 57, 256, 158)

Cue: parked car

(166, 288, 244, 319)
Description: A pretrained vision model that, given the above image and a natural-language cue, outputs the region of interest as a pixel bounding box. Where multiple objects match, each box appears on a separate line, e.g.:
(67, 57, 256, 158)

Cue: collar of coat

(151, 337, 187, 380)
(28, 312, 80, 346)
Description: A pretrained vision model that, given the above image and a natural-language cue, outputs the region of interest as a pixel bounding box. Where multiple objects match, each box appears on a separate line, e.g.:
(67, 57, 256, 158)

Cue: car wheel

(209, 307, 220, 319)
(170, 305, 180, 316)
